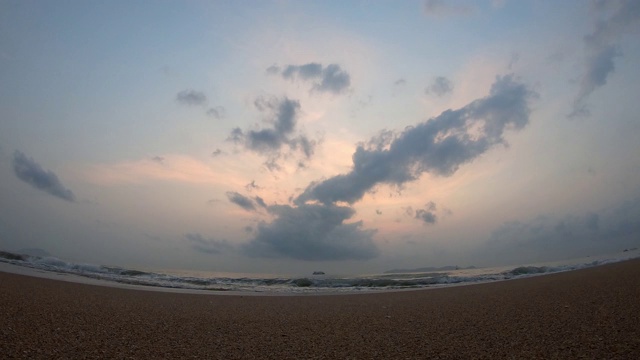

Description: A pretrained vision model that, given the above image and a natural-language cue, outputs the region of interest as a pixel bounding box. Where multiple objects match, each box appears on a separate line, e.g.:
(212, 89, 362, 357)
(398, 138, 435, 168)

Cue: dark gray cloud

(227, 191, 257, 212)
(394, 78, 407, 86)
(176, 90, 207, 106)
(12, 151, 75, 202)
(242, 203, 378, 261)
(186, 233, 233, 255)
(571, 0, 640, 117)
(296, 74, 536, 205)
(415, 201, 437, 224)
(269, 63, 351, 95)
(424, 0, 475, 16)
(231, 96, 298, 150)
(228, 96, 317, 169)
(242, 74, 533, 262)
(426, 76, 454, 97)
(226, 191, 267, 212)
(486, 196, 640, 262)
(254, 196, 267, 208)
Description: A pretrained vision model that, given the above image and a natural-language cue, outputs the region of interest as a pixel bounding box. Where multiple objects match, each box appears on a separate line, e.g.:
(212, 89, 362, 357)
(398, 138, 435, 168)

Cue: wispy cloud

(570, 0, 640, 117)
(82, 155, 245, 187)
(176, 90, 207, 106)
(206, 106, 226, 119)
(12, 150, 75, 202)
(394, 78, 407, 87)
(426, 76, 454, 97)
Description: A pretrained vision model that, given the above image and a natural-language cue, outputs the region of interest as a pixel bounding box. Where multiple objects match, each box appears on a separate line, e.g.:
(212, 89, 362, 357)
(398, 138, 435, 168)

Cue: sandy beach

(1, 259, 639, 359)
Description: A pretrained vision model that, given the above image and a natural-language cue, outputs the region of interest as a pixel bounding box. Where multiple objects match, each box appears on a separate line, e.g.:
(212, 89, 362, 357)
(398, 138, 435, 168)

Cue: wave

(1, 249, 638, 293)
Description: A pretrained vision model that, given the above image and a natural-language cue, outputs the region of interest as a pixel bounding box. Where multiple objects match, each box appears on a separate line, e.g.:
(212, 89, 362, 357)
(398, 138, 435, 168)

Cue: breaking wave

(1, 249, 638, 294)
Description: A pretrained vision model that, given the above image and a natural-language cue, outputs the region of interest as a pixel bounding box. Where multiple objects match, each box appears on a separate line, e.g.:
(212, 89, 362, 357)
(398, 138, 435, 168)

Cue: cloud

(424, 0, 475, 17)
(394, 78, 407, 86)
(151, 156, 164, 164)
(254, 196, 267, 208)
(245, 180, 261, 191)
(227, 191, 257, 212)
(297, 74, 536, 205)
(186, 233, 233, 255)
(241, 74, 533, 262)
(486, 197, 640, 261)
(226, 191, 267, 212)
(176, 90, 207, 106)
(507, 52, 520, 70)
(393, 79, 407, 96)
(415, 201, 438, 224)
(269, 63, 351, 95)
(231, 97, 297, 150)
(426, 76, 454, 97)
(266, 64, 280, 75)
(570, 0, 640, 117)
(211, 149, 224, 157)
(206, 106, 225, 119)
(175, 90, 226, 119)
(242, 203, 378, 261)
(12, 151, 75, 202)
(228, 96, 317, 169)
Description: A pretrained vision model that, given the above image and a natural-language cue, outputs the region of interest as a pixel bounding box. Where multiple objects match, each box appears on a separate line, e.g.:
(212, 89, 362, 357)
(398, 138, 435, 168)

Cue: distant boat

(312, 271, 325, 275)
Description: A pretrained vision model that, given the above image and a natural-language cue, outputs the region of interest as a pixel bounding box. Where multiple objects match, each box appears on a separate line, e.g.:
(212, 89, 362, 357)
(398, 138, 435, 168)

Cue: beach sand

(1, 259, 639, 359)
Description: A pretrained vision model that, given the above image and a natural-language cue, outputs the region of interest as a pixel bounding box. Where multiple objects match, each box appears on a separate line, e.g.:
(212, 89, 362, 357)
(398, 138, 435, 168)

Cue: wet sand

(1, 259, 639, 359)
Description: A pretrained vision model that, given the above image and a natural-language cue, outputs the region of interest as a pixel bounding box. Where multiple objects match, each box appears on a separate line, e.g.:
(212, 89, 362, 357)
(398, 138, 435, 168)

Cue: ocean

(1, 248, 638, 295)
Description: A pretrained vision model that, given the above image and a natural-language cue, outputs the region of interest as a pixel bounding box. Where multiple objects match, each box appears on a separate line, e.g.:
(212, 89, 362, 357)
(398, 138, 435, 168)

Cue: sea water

(1, 248, 638, 295)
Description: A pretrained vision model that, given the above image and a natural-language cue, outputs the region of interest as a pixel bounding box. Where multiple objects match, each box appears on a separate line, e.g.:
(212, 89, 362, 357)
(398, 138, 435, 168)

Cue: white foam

(1, 248, 638, 294)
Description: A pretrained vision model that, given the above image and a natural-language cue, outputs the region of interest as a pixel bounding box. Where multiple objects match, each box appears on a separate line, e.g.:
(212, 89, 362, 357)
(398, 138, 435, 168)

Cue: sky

(1, 0, 639, 276)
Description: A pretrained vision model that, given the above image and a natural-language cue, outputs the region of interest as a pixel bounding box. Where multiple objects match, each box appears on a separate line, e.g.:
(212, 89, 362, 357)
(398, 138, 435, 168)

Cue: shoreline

(2, 251, 637, 296)
(2, 258, 639, 358)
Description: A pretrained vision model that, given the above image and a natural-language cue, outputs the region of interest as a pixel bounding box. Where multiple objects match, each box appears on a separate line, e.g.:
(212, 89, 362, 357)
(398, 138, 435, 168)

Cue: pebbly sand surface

(1, 260, 639, 359)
